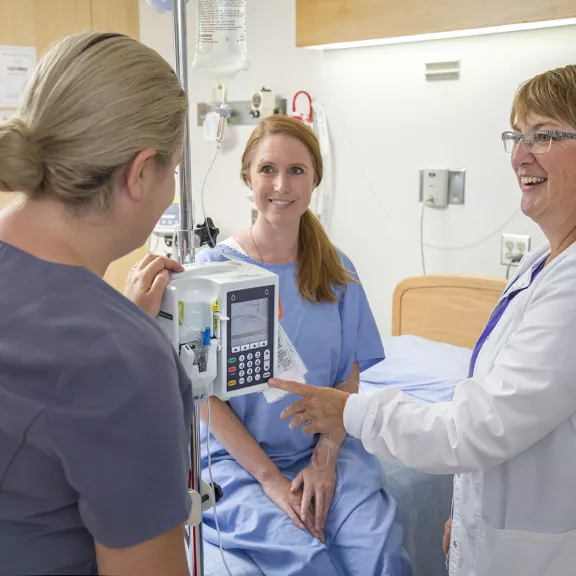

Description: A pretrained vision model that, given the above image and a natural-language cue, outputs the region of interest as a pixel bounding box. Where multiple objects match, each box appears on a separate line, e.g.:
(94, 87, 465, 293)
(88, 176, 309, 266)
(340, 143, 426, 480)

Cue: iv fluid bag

(192, 0, 249, 83)
(146, 0, 190, 14)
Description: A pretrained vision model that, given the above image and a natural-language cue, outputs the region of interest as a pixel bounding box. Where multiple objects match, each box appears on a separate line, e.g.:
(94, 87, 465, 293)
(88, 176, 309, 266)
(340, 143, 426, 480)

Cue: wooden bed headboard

(392, 275, 507, 349)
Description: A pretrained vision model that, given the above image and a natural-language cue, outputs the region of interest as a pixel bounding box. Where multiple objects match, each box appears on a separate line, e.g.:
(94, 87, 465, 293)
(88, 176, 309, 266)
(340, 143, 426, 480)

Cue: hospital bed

(203, 274, 507, 576)
(366, 274, 506, 576)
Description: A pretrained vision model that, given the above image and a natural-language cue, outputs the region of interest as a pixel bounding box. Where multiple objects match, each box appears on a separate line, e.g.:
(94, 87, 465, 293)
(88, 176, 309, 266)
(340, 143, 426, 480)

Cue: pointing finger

(269, 379, 313, 397)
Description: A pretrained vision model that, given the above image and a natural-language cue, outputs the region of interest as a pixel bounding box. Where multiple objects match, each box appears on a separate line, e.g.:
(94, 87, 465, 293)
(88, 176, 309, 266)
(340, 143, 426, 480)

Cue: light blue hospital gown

(197, 245, 412, 576)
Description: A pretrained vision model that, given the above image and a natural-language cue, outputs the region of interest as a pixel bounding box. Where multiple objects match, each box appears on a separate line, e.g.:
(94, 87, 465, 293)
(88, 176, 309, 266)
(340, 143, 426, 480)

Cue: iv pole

(173, 0, 195, 267)
(172, 1, 204, 574)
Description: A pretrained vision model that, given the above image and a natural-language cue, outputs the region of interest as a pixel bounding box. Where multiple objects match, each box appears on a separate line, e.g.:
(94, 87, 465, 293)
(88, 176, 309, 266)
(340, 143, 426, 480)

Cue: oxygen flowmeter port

(251, 88, 276, 119)
(197, 99, 288, 127)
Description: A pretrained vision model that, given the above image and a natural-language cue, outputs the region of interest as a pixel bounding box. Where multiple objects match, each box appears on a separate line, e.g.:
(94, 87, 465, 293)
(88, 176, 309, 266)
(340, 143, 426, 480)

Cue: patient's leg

(327, 489, 412, 576)
(323, 439, 413, 576)
(202, 459, 342, 576)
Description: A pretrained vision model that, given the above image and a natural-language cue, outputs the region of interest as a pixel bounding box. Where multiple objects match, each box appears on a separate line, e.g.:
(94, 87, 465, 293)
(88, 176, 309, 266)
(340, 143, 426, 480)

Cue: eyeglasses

(502, 129, 576, 154)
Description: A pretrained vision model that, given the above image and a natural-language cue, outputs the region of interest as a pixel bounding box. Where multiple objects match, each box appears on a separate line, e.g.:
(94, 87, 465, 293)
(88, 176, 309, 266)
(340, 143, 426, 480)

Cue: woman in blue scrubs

(0, 32, 191, 576)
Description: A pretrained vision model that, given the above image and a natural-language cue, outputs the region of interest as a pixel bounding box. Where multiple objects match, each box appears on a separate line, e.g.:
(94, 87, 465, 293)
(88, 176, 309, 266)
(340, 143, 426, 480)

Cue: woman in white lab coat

(269, 64, 576, 576)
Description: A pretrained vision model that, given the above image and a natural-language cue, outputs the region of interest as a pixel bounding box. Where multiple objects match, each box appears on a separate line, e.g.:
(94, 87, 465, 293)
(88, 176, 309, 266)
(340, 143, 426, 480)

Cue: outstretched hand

(268, 379, 351, 435)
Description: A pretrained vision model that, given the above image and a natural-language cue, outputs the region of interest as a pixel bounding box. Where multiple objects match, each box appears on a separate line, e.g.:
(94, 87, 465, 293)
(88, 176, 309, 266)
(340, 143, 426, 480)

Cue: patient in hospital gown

(195, 115, 411, 575)
(198, 244, 411, 576)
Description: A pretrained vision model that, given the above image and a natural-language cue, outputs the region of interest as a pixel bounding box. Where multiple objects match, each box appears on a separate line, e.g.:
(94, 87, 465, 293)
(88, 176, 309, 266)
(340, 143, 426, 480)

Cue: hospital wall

(139, 0, 322, 240)
(139, 1, 573, 336)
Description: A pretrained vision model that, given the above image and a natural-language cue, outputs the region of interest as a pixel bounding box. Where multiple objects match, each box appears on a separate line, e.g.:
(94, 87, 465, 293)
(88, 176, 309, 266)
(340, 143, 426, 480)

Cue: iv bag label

(197, 0, 246, 44)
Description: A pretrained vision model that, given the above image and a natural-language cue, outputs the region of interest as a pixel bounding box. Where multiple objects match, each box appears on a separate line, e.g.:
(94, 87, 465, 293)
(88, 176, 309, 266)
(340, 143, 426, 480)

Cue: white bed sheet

(360, 335, 472, 403)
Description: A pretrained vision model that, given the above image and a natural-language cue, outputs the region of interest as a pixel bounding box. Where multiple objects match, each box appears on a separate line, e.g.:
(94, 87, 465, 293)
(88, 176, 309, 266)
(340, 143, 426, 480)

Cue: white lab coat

(344, 243, 576, 576)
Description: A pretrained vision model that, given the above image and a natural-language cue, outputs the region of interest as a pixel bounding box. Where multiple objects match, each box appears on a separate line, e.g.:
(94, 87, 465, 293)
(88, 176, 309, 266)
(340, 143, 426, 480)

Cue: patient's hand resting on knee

(290, 442, 336, 544)
(262, 475, 323, 541)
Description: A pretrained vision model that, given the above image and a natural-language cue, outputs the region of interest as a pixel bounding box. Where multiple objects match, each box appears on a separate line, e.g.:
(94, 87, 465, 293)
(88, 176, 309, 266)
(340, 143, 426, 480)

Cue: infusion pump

(157, 260, 279, 401)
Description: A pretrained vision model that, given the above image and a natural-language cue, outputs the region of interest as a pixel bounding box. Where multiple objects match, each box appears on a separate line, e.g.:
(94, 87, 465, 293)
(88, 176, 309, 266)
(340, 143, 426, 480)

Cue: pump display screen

(230, 298, 269, 349)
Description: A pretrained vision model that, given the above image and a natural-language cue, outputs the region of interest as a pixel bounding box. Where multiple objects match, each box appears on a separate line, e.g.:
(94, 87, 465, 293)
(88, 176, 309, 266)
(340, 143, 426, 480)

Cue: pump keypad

(226, 285, 275, 392)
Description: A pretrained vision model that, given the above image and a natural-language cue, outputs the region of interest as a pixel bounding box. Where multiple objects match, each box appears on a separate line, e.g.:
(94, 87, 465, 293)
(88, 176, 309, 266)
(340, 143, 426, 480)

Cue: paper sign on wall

(0, 46, 36, 116)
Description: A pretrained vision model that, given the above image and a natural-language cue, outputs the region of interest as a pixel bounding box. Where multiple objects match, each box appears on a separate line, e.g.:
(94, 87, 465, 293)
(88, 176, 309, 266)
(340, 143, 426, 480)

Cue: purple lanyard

(468, 258, 547, 377)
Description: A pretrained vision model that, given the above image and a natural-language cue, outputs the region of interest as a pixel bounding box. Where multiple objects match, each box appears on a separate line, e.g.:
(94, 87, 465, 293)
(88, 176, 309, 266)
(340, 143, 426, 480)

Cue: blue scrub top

(0, 241, 192, 576)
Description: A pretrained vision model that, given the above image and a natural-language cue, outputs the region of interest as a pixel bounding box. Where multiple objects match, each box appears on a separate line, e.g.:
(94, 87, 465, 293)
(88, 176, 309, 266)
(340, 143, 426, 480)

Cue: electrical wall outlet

(501, 233, 531, 265)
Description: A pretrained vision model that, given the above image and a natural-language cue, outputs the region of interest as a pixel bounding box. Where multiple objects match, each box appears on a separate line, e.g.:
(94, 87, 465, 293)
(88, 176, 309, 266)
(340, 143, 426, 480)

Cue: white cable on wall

(331, 105, 520, 250)
(317, 54, 520, 252)
(420, 197, 435, 274)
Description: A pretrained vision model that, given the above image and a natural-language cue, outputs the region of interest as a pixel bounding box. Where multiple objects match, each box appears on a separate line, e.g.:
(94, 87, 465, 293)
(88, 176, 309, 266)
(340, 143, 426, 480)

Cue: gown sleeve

(336, 252, 385, 383)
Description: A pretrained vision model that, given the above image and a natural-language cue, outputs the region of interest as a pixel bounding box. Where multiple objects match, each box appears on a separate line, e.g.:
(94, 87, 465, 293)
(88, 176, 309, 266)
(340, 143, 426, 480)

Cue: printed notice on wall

(0, 46, 36, 117)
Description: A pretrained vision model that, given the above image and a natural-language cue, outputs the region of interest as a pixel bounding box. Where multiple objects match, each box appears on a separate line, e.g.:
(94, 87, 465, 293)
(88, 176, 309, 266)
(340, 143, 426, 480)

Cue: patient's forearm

(199, 398, 281, 485)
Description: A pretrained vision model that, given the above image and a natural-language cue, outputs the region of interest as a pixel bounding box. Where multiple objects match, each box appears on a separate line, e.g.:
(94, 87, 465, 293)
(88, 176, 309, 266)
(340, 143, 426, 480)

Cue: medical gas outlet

(419, 168, 466, 206)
